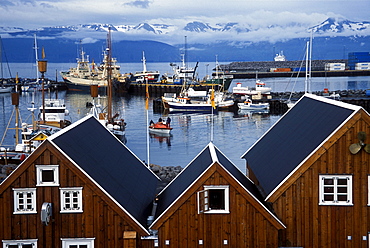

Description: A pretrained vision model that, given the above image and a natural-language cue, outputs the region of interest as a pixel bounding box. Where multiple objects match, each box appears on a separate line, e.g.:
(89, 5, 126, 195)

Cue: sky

(0, 0, 369, 44)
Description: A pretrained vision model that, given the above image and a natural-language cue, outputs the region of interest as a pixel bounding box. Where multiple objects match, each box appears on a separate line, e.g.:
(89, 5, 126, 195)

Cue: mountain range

(0, 18, 369, 63)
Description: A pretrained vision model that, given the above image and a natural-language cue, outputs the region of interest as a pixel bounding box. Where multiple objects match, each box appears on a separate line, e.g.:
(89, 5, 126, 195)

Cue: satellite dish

(41, 202, 52, 226)
(349, 131, 370, 154)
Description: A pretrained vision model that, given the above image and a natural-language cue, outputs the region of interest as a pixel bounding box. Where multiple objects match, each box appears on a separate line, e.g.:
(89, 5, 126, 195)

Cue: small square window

(60, 187, 83, 213)
(197, 185, 229, 214)
(319, 175, 352, 205)
(61, 238, 94, 248)
(13, 188, 37, 214)
(36, 165, 59, 186)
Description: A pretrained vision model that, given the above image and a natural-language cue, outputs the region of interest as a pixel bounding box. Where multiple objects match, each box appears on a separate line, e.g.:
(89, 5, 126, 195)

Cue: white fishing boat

(0, 86, 12, 93)
(61, 47, 131, 92)
(164, 88, 218, 113)
(237, 99, 269, 110)
(232, 80, 272, 95)
(132, 51, 160, 83)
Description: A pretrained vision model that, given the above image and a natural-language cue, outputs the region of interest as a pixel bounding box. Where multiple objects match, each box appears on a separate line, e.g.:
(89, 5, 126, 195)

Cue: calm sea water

(1, 62, 370, 172)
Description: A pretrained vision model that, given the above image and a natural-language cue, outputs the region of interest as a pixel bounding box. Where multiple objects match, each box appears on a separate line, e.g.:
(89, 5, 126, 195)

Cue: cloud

(124, 0, 152, 8)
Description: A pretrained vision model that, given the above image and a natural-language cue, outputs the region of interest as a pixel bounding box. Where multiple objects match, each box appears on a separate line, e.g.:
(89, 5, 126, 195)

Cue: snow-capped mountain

(0, 18, 369, 63)
(1, 18, 369, 40)
(311, 18, 370, 34)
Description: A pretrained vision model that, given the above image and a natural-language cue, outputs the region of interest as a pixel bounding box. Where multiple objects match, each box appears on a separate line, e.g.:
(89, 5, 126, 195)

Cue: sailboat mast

(34, 34, 40, 80)
(305, 41, 309, 93)
(309, 30, 313, 93)
(107, 27, 113, 122)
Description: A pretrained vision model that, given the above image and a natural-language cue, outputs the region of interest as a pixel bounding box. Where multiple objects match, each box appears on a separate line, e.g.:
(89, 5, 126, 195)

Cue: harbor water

(1, 62, 370, 173)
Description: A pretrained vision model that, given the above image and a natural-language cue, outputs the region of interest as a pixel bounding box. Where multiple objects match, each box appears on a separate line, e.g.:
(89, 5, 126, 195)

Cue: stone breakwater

(150, 164, 182, 182)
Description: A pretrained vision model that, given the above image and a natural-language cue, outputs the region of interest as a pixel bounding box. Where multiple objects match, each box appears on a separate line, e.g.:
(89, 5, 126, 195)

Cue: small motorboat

(237, 99, 269, 110)
(149, 121, 173, 135)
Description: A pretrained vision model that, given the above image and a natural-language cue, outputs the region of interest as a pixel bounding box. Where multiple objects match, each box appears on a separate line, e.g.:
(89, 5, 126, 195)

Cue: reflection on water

(150, 133, 172, 149)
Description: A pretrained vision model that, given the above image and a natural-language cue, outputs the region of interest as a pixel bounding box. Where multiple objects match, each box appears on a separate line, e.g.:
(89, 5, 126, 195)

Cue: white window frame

(13, 188, 37, 214)
(2, 239, 38, 248)
(197, 185, 229, 214)
(60, 187, 83, 213)
(319, 175, 353, 206)
(36, 165, 59, 186)
(61, 238, 95, 248)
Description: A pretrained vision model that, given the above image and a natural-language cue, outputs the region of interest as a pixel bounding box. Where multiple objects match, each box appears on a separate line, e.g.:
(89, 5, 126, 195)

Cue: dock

(218, 59, 370, 78)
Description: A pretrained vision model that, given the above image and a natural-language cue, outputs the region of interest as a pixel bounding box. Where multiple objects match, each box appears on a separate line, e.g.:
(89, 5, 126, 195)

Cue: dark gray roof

(49, 115, 160, 228)
(241, 94, 360, 199)
(154, 142, 263, 219)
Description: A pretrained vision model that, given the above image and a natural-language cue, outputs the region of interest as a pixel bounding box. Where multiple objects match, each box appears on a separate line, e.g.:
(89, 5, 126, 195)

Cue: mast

(34, 34, 40, 81)
(305, 41, 309, 93)
(107, 27, 113, 123)
(142, 51, 147, 73)
(309, 30, 313, 93)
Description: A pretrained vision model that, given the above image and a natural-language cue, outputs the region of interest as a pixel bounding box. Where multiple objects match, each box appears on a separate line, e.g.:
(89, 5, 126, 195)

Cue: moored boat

(232, 79, 272, 95)
(237, 99, 269, 110)
(60, 47, 131, 92)
(132, 51, 160, 83)
(0, 86, 12, 93)
(86, 29, 127, 140)
(164, 87, 218, 113)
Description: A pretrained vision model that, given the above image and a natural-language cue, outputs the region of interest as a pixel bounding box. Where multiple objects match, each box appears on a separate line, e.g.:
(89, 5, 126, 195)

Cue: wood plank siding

(0, 142, 151, 248)
(272, 110, 370, 248)
(154, 163, 282, 248)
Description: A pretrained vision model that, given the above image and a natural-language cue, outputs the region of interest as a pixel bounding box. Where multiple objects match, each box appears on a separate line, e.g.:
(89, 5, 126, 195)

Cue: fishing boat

(232, 79, 272, 95)
(132, 51, 160, 83)
(60, 46, 131, 92)
(87, 29, 126, 140)
(0, 90, 29, 164)
(160, 54, 198, 85)
(0, 86, 12, 93)
(237, 99, 269, 110)
(164, 87, 218, 113)
(201, 57, 233, 91)
(149, 119, 172, 135)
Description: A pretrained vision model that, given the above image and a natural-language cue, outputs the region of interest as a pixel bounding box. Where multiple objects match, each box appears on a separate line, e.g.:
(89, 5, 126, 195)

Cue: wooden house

(0, 115, 160, 248)
(151, 142, 285, 248)
(242, 93, 370, 247)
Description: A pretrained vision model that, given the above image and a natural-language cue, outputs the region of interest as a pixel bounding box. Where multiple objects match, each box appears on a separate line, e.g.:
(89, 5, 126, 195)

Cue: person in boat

(166, 117, 171, 127)
(158, 117, 163, 123)
(150, 120, 154, 126)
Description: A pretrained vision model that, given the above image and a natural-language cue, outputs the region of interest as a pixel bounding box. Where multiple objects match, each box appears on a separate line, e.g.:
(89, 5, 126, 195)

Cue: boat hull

(149, 127, 172, 135)
(237, 102, 269, 110)
(168, 102, 218, 113)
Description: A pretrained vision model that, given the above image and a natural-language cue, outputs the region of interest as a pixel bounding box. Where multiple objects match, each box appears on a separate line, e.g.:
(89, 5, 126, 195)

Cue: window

(61, 238, 94, 248)
(60, 188, 83, 213)
(2, 239, 37, 248)
(319, 175, 353, 205)
(197, 185, 229, 214)
(36, 165, 59, 186)
(13, 188, 37, 214)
